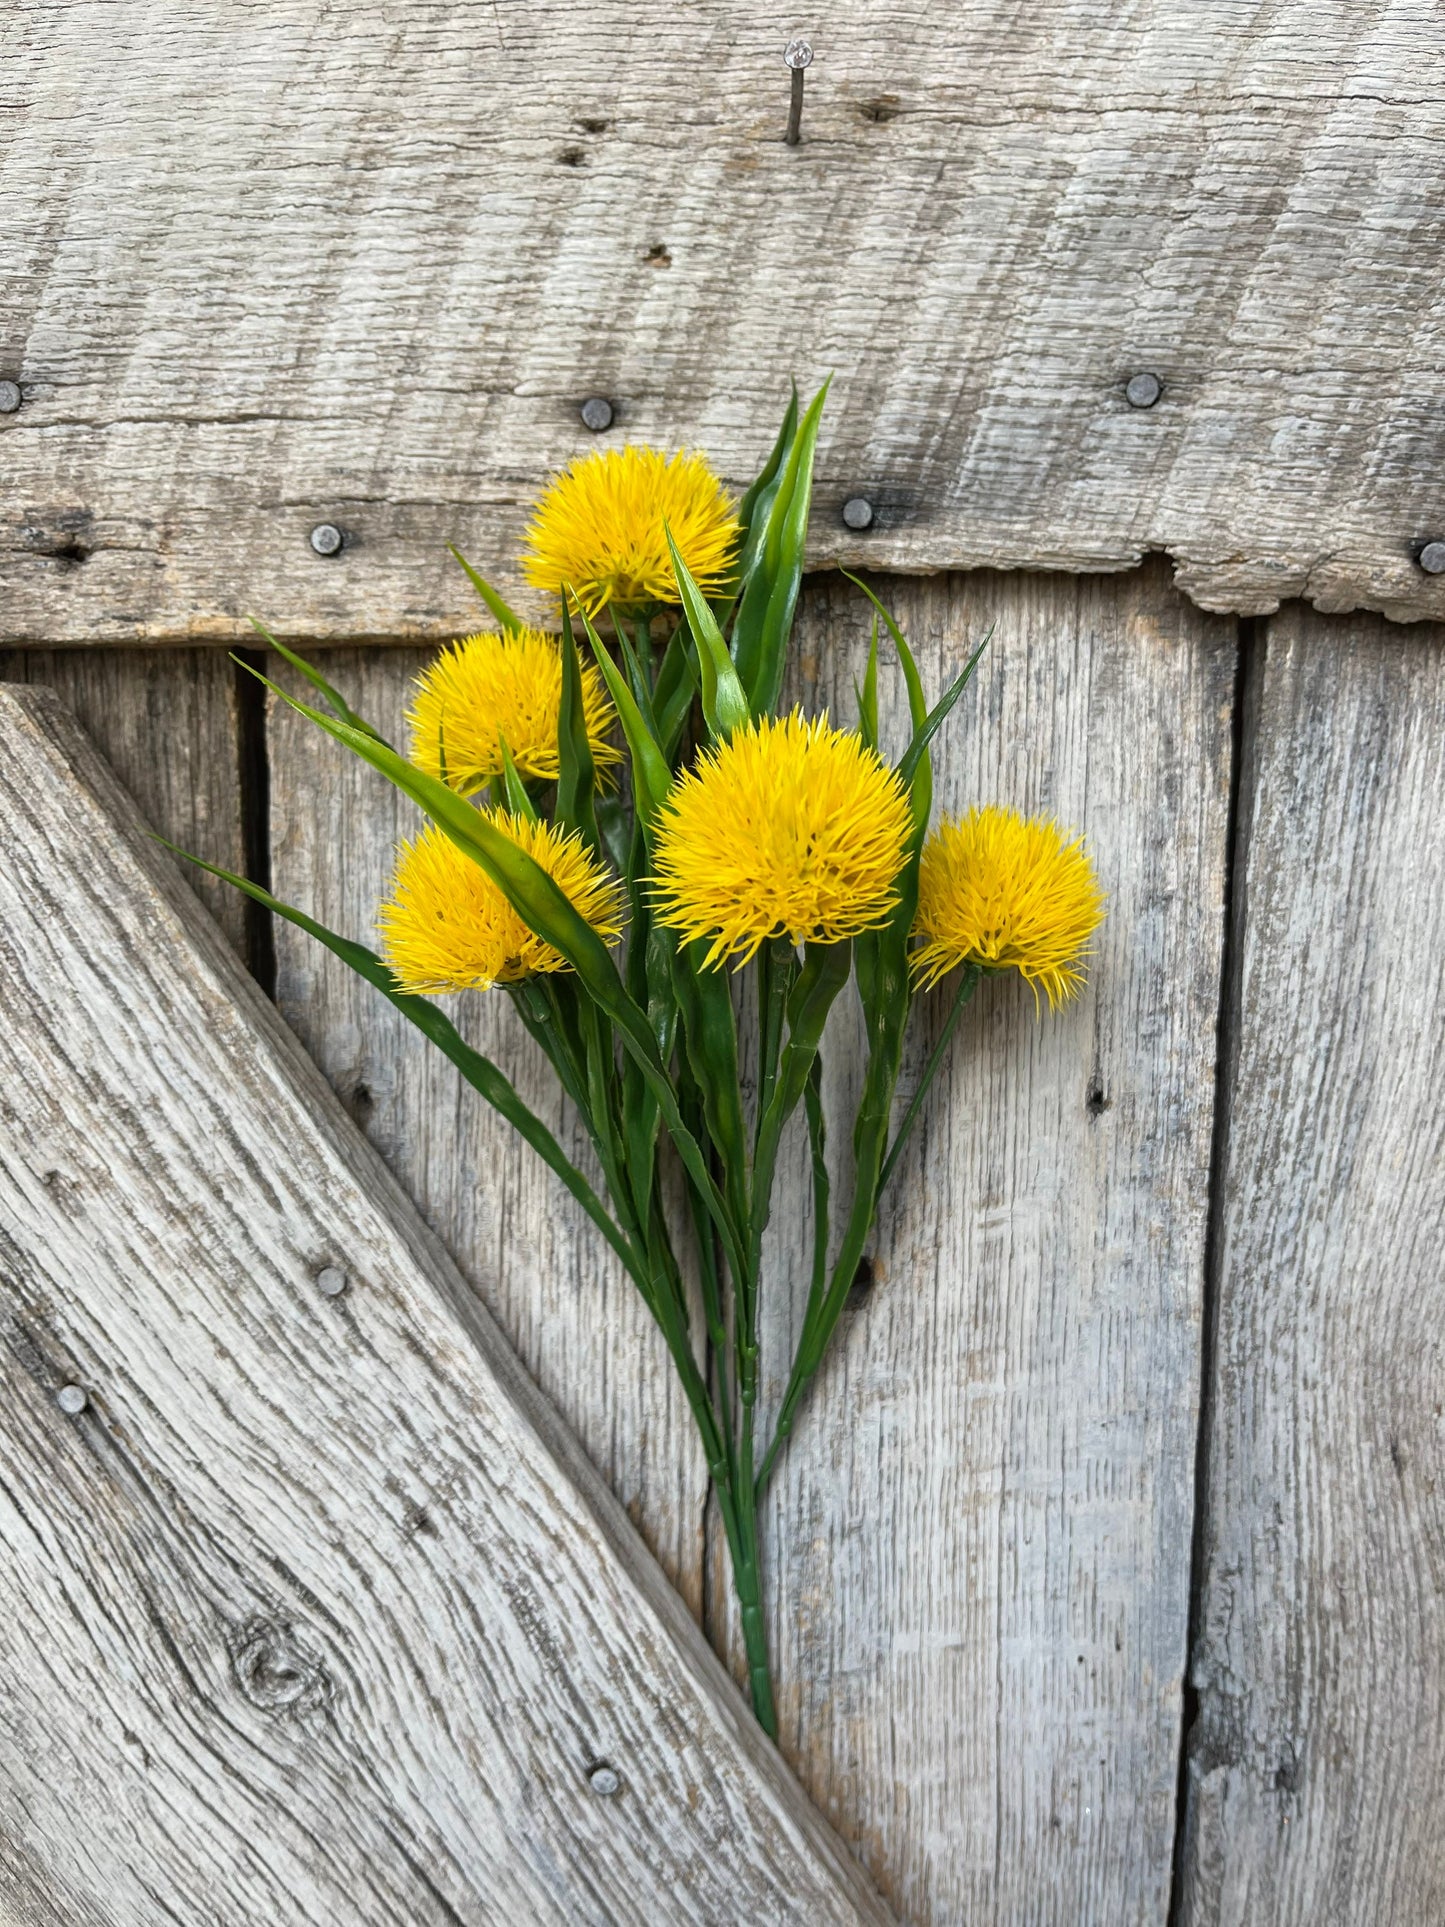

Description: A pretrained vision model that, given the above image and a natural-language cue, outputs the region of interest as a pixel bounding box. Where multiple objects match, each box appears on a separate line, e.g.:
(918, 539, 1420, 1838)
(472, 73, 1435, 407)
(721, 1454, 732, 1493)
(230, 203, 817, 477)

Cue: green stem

(876, 964, 982, 1197)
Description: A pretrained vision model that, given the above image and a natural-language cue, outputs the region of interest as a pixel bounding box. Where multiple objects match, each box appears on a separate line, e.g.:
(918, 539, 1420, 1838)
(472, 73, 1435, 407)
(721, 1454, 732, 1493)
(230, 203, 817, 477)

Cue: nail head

(579, 397, 614, 432)
(1418, 541, 1445, 575)
(588, 1764, 622, 1797)
(784, 37, 814, 69)
(309, 523, 344, 556)
(316, 1264, 348, 1298)
(1125, 372, 1162, 409)
(842, 496, 875, 531)
(56, 1384, 88, 1415)
(0, 380, 21, 414)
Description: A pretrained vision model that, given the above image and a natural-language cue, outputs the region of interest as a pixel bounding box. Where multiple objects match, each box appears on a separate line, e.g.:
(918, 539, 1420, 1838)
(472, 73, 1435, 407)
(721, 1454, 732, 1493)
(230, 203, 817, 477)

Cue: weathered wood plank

(726, 561, 1236, 1923)
(1177, 611, 1445, 1925)
(0, 684, 893, 1927)
(266, 650, 711, 1613)
(3, 2, 1442, 642)
(0, 647, 248, 953)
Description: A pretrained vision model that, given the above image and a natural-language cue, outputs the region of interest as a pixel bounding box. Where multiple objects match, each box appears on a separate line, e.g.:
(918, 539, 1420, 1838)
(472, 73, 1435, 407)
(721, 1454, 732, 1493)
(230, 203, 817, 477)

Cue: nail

(1125, 372, 1162, 409)
(310, 523, 344, 556)
(1417, 541, 1445, 575)
(580, 397, 614, 432)
(315, 1264, 348, 1298)
(784, 38, 813, 146)
(588, 1763, 622, 1797)
(842, 496, 874, 531)
(0, 380, 21, 415)
(56, 1384, 88, 1415)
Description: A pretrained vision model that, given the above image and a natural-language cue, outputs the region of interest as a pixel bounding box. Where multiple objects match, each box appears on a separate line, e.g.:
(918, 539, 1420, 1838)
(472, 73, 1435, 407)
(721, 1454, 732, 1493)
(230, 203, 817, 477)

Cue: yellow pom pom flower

(523, 446, 740, 616)
(379, 814, 626, 994)
(408, 628, 621, 796)
(650, 711, 914, 969)
(912, 806, 1106, 1009)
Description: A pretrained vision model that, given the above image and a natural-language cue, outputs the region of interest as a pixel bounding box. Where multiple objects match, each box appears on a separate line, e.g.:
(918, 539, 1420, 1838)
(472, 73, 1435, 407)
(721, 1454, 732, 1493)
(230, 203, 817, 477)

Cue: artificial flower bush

(184, 385, 1103, 1737)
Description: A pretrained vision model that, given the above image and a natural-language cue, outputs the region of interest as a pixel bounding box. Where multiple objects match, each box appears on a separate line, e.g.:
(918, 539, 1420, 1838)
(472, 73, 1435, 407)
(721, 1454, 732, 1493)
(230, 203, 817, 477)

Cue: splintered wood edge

(0, 681, 896, 1926)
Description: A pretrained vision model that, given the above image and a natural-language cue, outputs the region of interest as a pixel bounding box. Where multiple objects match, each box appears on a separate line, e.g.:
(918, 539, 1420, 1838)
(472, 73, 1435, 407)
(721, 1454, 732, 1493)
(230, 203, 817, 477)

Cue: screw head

(588, 1763, 622, 1797)
(316, 1264, 348, 1298)
(0, 380, 21, 414)
(579, 397, 614, 432)
(1125, 372, 1162, 409)
(1418, 541, 1445, 575)
(784, 37, 814, 69)
(309, 522, 344, 557)
(56, 1384, 88, 1415)
(842, 496, 875, 531)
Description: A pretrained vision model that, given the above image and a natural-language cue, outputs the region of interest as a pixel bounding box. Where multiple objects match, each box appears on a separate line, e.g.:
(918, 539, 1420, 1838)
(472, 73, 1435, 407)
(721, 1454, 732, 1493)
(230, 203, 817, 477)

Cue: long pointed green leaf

(448, 545, 524, 634)
(897, 628, 994, 794)
(569, 596, 671, 829)
(666, 527, 749, 742)
(555, 603, 601, 850)
(840, 572, 932, 827)
(497, 737, 539, 822)
(731, 377, 830, 717)
(855, 614, 880, 750)
(245, 621, 387, 742)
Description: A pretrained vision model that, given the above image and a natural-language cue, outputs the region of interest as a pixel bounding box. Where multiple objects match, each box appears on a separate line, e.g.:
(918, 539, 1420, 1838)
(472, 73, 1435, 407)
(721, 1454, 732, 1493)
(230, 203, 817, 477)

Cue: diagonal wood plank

(0, 684, 894, 1927)
(1177, 611, 1445, 1924)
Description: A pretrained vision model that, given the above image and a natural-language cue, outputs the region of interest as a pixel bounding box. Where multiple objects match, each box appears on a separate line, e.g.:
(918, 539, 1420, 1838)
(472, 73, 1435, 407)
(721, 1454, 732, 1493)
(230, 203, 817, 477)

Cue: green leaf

(731, 385, 799, 597)
(555, 603, 601, 850)
(670, 940, 751, 1240)
(666, 527, 750, 742)
(245, 620, 387, 743)
(749, 940, 851, 1264)
(569, 595, 671, 831)
(497, 737, 539, 822)
(841, 571, 932, 828)
(855, 614, 880, 751)
(896, 627, 993, 796)
(731, 377, 830, 718)
(652, 622, 699, 760)
(448, 545, 524, 634)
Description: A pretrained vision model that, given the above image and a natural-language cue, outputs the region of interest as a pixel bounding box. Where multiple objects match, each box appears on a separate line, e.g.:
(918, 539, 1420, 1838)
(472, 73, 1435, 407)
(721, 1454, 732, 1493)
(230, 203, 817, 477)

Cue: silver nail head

(316, 1264, 348, 1298)
(1125, 372, 1162, 409)
(588, 1764, 622, 1797)
(56, 1384, 88, 1415)
(580, 397, 614, 432)
(1418, 541, 1445, 575)
(784, 37, 814, 69)
(309, 522, 344, 556)
(0, 380, 21, 414)
(842, 497, 875, 531)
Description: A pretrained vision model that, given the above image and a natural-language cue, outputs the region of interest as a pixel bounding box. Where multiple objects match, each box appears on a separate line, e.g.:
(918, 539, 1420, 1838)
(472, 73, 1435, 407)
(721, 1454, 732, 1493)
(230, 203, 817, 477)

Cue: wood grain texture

(1177, 611, 1445, 1925)
(0, 647, 247, 952)
(266, 650, 711, 1613)
(0, 683, 894, 1927)
(731, 561, 1237, 1923)
(3, 1, 1443, 643)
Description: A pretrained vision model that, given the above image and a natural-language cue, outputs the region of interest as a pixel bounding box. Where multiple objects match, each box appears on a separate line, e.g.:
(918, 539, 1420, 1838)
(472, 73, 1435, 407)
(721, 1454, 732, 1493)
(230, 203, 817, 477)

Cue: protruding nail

(842, 496, 874, 531)
(316, 1264, 348, 1298)
(310, 523, 344, 557)
(1125, 372, 1162, 409)
(56, 1384, 88, 1415)
(580, 397, 614, 432)
(588, 1763, 622, 1797)
(1417, 541, 1445, 575)
(784, 38, 813, 146)
(0, 380, 21, 415)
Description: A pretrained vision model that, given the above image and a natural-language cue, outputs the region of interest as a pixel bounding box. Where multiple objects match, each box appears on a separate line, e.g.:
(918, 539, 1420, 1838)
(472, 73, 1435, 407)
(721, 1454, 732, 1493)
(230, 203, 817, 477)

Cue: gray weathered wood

(3, 1, 1443, 643)
(266, 651, 711, 1612)
(0, 683, 893, 1927)
(0, 647, 248, 952)
(1177, 610, 1445, 1925)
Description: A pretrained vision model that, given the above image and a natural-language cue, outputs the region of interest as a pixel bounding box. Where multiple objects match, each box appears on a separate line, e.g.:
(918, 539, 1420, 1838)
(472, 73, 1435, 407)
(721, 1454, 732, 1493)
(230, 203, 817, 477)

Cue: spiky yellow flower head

(408, 628, 620, 796)
(379, 814, 626, 995)
(650, 711, 913, 969)
(912, 806, 1106, 1009)
(523, 447, 740, 616)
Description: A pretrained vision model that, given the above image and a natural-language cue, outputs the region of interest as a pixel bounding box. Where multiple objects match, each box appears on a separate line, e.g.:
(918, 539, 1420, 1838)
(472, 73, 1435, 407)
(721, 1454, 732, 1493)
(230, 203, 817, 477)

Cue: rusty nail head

(0, 380, 21, 414)
(310, 523, 343, 556)
(56, 1384, 88, 1415)
(1125, 372, 1162, 409)
(1418, 541, 1445, 575)
(580, 397, 613, 432)
(588, 1763, 622, 1796)
(842, 497, 874, 531)
(316, 1264, 348, 1298)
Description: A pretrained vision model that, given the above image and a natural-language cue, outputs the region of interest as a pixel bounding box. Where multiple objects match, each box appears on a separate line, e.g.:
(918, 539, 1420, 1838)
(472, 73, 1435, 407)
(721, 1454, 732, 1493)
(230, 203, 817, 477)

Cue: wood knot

(229, 1618, 330, 1717)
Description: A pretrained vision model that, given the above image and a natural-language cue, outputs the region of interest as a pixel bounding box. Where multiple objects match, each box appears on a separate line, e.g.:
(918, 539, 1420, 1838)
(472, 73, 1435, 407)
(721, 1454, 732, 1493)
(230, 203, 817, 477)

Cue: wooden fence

(3, 5, 1443, 1923)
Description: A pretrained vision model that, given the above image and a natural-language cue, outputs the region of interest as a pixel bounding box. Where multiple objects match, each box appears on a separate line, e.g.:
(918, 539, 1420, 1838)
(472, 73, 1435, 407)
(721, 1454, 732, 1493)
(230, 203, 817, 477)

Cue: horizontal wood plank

(0, 684, 893, 1927)
(3, 2, 1443, 641)
(1177, 611, 1445, 1924)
